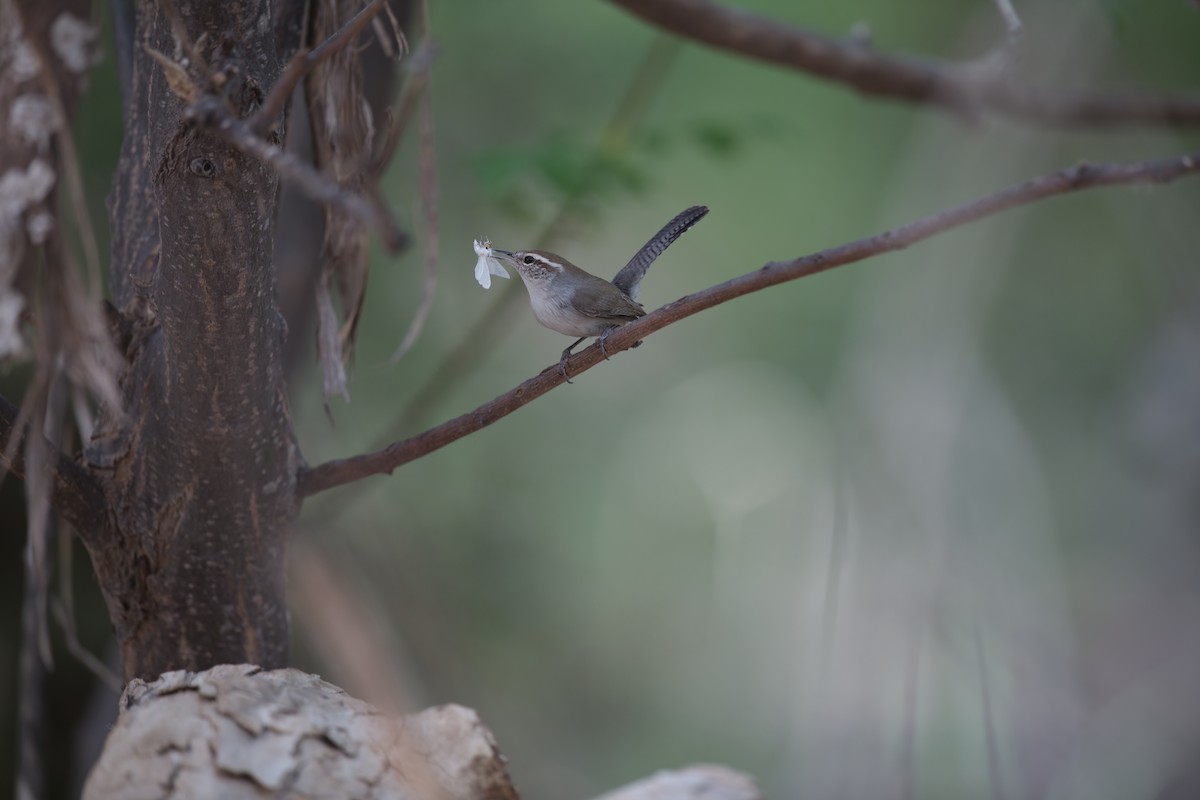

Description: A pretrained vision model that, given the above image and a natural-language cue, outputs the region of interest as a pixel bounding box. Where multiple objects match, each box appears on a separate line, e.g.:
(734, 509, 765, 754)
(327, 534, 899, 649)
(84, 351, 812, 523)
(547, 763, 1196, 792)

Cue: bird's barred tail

(611, 205, 709, 300)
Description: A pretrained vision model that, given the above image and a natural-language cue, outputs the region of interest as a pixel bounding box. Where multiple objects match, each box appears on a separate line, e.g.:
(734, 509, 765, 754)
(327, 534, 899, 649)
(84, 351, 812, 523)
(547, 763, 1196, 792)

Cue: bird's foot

(557, 349, 574, 383)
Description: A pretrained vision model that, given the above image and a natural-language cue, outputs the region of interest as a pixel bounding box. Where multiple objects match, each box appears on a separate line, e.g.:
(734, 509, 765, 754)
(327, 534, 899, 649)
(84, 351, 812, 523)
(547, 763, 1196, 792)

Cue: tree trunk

(84, 0, 303, 683)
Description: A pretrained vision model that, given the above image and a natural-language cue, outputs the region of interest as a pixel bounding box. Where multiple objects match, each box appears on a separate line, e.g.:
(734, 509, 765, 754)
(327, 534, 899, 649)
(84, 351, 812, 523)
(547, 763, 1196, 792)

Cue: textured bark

(82, 665, 521, 800)
(86, 1, 303, 682)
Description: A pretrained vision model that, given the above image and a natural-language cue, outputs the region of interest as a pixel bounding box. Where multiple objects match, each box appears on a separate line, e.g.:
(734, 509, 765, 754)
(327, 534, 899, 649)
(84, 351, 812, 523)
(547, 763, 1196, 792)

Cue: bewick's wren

(491, 205, 708, 377)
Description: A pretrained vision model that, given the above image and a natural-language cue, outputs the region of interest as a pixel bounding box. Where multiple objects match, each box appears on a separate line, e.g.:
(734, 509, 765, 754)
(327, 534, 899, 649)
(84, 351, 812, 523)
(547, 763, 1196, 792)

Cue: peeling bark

(82, 665, 521, 800)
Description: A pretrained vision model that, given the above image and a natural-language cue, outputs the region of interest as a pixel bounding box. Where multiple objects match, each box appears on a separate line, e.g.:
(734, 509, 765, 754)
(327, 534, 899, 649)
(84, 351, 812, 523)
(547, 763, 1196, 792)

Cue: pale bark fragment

(83, 665, 520, 800)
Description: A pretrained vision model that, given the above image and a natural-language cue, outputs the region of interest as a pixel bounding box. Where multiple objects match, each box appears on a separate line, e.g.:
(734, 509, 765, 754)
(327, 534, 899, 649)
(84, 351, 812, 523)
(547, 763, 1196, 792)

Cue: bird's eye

(523, 255, 534, 264)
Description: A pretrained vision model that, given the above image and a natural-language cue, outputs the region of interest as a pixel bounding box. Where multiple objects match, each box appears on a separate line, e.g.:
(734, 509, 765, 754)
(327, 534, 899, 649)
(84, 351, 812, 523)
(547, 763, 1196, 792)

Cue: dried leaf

(307, 0, 377, 402)
(316, 274, 349, 404)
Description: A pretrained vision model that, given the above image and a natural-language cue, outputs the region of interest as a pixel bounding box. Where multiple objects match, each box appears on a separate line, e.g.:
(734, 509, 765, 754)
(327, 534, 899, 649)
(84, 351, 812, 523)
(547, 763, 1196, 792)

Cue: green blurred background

(4, 0, 1200, 797)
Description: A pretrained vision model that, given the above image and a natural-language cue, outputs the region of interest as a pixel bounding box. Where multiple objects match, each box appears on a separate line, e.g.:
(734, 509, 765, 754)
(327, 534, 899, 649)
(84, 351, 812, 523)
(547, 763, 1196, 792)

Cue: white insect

(473, 238, 510, 289)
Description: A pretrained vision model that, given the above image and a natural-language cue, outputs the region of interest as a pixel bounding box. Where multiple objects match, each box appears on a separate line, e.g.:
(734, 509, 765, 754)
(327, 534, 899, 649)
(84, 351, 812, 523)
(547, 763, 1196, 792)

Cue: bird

(488, 205, 709, 378)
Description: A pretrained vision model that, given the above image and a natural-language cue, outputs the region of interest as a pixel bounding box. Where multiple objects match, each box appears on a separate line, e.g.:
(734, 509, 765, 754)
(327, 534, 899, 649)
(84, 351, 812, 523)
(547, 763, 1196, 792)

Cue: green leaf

(692, 120, 741, 158)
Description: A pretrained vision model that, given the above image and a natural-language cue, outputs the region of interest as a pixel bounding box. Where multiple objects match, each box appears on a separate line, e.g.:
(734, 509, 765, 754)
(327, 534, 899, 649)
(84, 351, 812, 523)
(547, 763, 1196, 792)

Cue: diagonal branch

(297, 149, 1200, 498)
(604, 0, 1200, 127)
(188, 96, 408, 252)
(250, 0, 389, 134)
(0, 393, 109, 547)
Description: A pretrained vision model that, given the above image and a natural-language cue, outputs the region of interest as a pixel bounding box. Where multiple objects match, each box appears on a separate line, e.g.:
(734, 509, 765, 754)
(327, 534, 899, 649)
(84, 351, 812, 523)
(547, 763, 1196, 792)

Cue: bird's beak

(490, 248, 515, 261)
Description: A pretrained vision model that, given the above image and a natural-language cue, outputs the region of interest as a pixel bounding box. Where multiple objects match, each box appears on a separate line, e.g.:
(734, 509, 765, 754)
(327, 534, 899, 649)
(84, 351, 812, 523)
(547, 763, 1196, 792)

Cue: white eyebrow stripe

(524, 253, 563, 270)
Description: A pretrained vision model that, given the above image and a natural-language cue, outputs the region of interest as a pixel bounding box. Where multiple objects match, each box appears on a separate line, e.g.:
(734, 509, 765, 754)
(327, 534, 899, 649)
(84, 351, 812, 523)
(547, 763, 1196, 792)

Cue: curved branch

(298, 149, 1200, 497)
(604, 0, 1200, 127)
(0, 394, 109, 546)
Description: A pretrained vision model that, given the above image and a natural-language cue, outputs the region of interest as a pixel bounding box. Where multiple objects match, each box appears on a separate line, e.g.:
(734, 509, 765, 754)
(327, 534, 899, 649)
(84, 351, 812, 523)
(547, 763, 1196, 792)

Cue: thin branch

(974, 623, 1006, 800)
(387, 0, 436, 363)
(990, 0, 1022, 37)
(52, 598, 123, 693)
(298, 149, 1200, 497)
(0, 393, 109, 548)
(605, 0, 1200, 127)
(154, 0, 211, 80)
(17, 515, 51, 800)
(389, 72, 437, 362)
(187, 96, 408, 252)
(370, 43, 436, 177)
(250, 0, 389, 134)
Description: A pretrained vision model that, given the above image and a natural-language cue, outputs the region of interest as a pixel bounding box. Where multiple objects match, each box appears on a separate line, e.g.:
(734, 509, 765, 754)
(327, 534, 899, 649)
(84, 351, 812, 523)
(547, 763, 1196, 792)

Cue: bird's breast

(528, 289, 612, 337)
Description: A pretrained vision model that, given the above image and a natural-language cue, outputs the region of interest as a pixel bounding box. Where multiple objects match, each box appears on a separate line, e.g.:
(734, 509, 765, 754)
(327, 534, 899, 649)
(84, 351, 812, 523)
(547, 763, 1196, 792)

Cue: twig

(154, 0, 210, 79)
(991, 0, 1023, 37)
(188, 96, 408, 252)
(605, 0, 1200, 127)
(389, 83, 438, 363)
(250, 0, 388, 133)
(901, 626, 922, 800)
(0, 394, 110, 549)
(17, 552, 48, 800)
(373, 0, 408, 59)
(297, 150, 1200, 497)
(53, 503, 112, 694)
(52, 598, 123, 693)
(388, 0, 437, 363)
(974, 623, 1006, 800)
(370, 43, 437, 177)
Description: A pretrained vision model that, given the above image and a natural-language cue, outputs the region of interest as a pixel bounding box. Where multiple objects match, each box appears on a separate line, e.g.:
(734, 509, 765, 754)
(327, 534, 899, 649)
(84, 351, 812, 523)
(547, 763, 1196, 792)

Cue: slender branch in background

(51, 600, 123, 693)
(900, 627, 922, 800)
(18, 352, 69, 800)
(390, 0, 439, 363)
(974, 624, 1006, 800)
(188, 97, 408, 252)
(16, 563, 49, 800)
(990, 0, 1023, 37)
(0, 394, 110, 548)
(154, 0, 211, 79)
(389, 86, 439, 362)
(370, 44, 436, 176)
(604, 0, 1200, 127)
(15, 370, 64, 800)
(298, 149, 1200, 496)
(250, 0, 389, 133)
